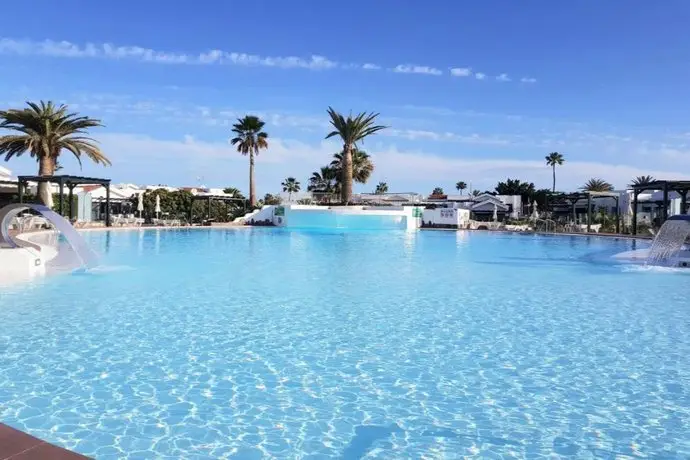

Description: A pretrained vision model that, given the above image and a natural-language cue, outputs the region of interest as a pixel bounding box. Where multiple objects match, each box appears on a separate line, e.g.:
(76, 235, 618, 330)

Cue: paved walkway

(0, 424, 89, 459)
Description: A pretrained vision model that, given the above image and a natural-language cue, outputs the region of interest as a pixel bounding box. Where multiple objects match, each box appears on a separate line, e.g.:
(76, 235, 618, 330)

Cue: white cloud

(450, 67, 472, 77)
(392, 64, 443, 76)
(520, 77, 537, 83)
(0, 38, 535, 83)
(70, 132, 690, 194)
(0, 38, 337, 71)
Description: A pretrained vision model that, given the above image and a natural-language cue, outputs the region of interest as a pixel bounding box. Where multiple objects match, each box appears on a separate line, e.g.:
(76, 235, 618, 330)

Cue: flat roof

(17, 174, 111, 185)
(630, 180, 690, 191)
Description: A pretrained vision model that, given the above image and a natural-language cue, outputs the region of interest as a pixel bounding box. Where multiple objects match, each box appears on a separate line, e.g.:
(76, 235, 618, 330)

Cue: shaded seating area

(630, 180, 690, 235)
(548, 191, 621, 233)
(17, 175, 112, 227)
(190, 194, 248, 225)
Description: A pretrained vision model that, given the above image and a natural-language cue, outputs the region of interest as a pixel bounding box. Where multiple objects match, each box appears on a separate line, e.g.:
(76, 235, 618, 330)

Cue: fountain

(0, 203, 99, 270)
(646, 215, 690, 267)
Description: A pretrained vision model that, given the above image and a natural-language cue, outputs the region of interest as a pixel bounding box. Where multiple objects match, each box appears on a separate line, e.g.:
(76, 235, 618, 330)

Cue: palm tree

(582, 178, 614, 192)
(222, 187, 245, 199)
(230, 115, 268, 207)
(456, 181, 467, 194)
(330, 149, 374, 185)
(281, 177, 301, 201)
(326, 107, 387, 204)
(472, 189, 481, 197)
(308, 166, 339, 202)
(0, 101, 109, 205)
(432, 187, 444, 196)
(375, 182, 388, 194)
(630, 175, 655, 187)
(308, 167, 337, 192)
(545, 152, 565, 193)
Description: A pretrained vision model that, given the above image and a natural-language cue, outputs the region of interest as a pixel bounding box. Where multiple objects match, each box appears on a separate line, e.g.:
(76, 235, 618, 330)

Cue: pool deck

(0, 423, 88, 459)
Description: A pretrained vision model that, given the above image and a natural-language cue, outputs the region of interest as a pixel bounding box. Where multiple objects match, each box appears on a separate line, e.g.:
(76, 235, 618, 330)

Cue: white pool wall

(247, 205, 422, 230)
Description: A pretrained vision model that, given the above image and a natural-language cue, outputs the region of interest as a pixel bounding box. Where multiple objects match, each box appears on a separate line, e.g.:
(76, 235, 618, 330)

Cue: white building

(426, 193, 523, 219)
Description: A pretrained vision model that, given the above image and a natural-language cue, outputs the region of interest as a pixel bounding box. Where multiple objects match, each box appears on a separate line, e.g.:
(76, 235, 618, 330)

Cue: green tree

(455, 181, 467, 194)
(375, 182, 388, 194)
(325, 107, 387, 204)
(431, 187, 445, 195)
(308, 167, 338, 192)
(495, 178, 535, 197)
(472, 189, 481, 197)
(630, 175, 655, 187)
(545, 152, 565, 193)
(222, 187, 245, 199)
(330, 149, 374, 185)
(262, 193, 282, 205)
(0, 101, 110, 205)
(281, 177, 301, 201)
(230, 115, 268, 207)
(582, 178, 614, 192)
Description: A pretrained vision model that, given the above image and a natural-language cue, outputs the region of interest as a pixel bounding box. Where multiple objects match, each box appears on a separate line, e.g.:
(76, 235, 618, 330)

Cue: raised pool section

(248, 204, 422, 230)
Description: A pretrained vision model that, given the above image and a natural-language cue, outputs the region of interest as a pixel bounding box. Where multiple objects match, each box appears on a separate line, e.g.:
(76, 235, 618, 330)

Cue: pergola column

(662, 182, 669, 223)
(105, 184, 111, 227)
(58, 178, 64, 215)
(18, 181, 24, 204)
(586, 193, 592, 232)
(632, 191, 639, 235)
(68, 184, 75, 221)
(615, 196, 620, 234)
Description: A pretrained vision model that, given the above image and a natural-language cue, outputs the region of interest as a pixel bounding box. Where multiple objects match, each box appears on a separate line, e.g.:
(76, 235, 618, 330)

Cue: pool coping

(419, 227, 654, 240)
(0, 423, 90, 459)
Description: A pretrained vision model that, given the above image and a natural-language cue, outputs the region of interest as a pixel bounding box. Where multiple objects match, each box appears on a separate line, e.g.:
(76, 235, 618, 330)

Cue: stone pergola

(17, 175, 112, 227)
(189, 194, 248, 224)
(550, 191, 621, 233)
(629, 180, 690, 235)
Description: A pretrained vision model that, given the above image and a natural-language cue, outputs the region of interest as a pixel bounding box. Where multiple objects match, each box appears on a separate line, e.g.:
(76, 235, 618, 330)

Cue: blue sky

(2, 0, 690, 194)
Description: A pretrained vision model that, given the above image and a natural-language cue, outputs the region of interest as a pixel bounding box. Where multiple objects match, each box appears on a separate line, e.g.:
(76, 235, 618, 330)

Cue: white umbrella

(45, 188, 54, 209)
(531, 201, 539, 220)
(155, 195, 161, 219)
(492, 203, 498, 222)
(137, 193, 144, 217)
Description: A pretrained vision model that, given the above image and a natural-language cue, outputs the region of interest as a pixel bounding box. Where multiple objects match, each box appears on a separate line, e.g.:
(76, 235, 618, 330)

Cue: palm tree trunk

(38, 155, 55, 206)
(249, 151, 256, 207)
(552, 165, 556, 193)
(341, 144, 353, 204)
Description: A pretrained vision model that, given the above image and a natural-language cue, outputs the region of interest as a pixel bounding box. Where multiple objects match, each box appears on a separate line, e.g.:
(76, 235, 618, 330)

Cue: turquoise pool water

(1, 229, 689, 458)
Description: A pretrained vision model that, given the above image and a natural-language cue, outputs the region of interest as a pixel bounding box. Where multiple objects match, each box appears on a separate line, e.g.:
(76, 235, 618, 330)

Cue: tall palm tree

(545, 152, 565, 193)
(456, 181, 467, 194)
(230, 115, 268, 207)
(375, 182, 388, 194)
(432, 187, 444, 196)
(281, 177, 301, 201)
(630, 175, 656, 187)
(582, 178, 614, 192)
(330, 149, 374, 185)
(326, 107, 387, 204)
(0, 101, 109, 205)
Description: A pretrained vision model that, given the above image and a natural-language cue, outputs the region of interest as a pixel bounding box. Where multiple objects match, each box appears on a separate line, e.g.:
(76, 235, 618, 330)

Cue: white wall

(422, 208, 470, 227)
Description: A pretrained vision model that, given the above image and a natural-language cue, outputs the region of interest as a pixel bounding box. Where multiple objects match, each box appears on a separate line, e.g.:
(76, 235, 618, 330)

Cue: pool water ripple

(1, 229, 689, 458)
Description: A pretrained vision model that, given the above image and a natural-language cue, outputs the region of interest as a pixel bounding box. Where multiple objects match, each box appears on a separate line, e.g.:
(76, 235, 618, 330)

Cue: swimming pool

(1, 228, 689, 458)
